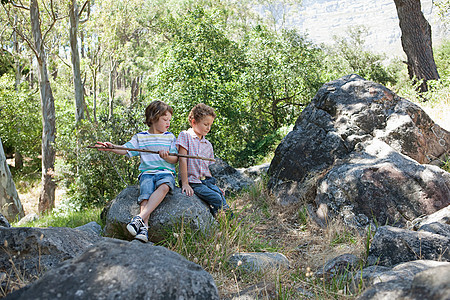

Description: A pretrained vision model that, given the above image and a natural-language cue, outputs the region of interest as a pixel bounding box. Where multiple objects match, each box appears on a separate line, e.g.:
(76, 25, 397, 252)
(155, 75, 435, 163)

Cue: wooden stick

(87, 145, 215, 162)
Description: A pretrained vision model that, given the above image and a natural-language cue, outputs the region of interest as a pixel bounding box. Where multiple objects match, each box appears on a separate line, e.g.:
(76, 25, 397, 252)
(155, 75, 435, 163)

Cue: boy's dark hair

(188, 103, 216, 124)
(144, 101, 173, 127)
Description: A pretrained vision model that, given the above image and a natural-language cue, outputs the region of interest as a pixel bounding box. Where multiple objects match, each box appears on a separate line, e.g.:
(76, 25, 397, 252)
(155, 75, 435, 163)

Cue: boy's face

(150, 111, 172, 134)
(192, 115, 214, 138)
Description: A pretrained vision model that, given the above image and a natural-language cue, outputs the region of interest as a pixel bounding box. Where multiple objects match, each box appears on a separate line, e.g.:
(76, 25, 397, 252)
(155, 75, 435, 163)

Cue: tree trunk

(93, 67, 98, 122)
(0, 137, 24, 222)
(13, 14, 21, 90)
(393, 0, 440, 92)
(30, 0, 57, 213)
(14, 151, 23, 170)
(70, 0, 85, 124)
(130, 77, 139, 103)
(108, 60, 116, 119)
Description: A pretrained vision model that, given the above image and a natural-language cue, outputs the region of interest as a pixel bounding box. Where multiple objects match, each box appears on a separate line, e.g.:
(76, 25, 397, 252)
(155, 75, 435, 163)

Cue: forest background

(1, 0, 449, 214)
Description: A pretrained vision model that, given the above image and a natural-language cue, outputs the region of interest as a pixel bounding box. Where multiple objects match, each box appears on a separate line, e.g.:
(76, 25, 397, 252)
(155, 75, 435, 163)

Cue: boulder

(315, 253, 361, 281)
(228, 252, 289, 272)
(209, 158, 254, 195)
(314, 139, 450, 228)
(237, 163, 270, 182)
(102, 186, 214, 242)
(5, 239, 220, 300)
(355, 261, 450, 300)
(352, 260, 449, 292)
(367, 226, 450, 267)
(15, 213, 39, 226)
(418, 221, 450, 237)
(410, 204, 450, 230)
(0, 227, 104, 287)
(408, 264, 450, 300)
(75, 221, 103, 235)
(356, 280, 412, 300)
(268, 74, 450, 227)
(0, 213, 10, 227)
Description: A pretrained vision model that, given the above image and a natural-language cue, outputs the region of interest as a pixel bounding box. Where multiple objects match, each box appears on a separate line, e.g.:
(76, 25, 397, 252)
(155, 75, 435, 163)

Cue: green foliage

(150, 8, 248, 164)
(330, 230, 357, 247)
(12, 205, 104, 228)
(323, 25, 397, 85)
(149, 9, 324, 166)
(297, 205, 309, 230)
(56, 103, 144, 208)
(442, 157, 450, 173)
(435, 39, 450, 80)
(242, 26, 322, 128)
(160, 209, 274, 276)
(0, 74, 41, 158)
(0, 50, 14, 76)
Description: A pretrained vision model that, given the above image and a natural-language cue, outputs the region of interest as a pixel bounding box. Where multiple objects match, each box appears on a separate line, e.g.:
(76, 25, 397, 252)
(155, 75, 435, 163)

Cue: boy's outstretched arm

(178, 146, 194, 196)
(94, 141, 128, 155)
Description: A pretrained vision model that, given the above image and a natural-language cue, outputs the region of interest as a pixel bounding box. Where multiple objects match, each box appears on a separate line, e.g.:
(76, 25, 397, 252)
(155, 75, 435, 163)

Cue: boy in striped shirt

(96, 101, 178, 242)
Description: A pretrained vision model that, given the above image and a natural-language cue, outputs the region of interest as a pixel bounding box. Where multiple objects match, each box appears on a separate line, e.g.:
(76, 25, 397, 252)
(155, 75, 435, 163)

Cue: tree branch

(1, 4, 39, 58)
(54, 52, 71, 68)
(78, 0, 90, 22)
(6, 0, 29, 10)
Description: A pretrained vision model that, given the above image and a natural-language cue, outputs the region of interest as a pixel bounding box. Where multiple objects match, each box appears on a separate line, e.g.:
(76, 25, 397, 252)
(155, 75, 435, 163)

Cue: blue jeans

(138, 173, 175, 205)
(190, 177, 230, 216)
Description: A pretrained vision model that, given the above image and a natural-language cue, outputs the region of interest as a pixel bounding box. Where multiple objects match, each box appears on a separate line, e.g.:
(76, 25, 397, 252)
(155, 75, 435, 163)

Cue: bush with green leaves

(323, 25, 398, 85)
(149, 8, 324, 167)
(236, 26, 324, 166)
(0, 74, 41, 160)
(56, 101, 145, 208)
(149, 8, 248, 164)
(0, 50, 14, 77)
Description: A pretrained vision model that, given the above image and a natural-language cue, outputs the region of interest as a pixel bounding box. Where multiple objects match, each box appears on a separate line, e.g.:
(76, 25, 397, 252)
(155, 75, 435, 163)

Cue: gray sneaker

(126, 216, 145, 236)
(135, 227, 149, 243)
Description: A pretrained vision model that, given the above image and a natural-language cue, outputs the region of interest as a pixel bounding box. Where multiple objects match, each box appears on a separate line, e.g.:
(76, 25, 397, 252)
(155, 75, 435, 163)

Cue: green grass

(12, 207, 104, 229)
(158, 209, 273, 275)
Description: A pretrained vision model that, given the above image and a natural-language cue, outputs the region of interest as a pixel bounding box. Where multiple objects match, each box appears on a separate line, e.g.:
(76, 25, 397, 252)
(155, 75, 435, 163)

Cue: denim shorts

(138, 173, 175, 204)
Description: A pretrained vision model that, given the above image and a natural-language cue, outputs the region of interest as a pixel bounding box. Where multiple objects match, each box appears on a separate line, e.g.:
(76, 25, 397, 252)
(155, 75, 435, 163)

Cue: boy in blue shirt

(96, 101, 178, 242)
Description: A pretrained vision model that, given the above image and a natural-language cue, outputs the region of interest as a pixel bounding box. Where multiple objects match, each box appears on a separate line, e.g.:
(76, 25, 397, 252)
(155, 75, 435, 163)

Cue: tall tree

(393, 0, 440, 92)
(69, 0, 90, 124)
(30, 0, 57, 213)
(2, 0, 61, 213)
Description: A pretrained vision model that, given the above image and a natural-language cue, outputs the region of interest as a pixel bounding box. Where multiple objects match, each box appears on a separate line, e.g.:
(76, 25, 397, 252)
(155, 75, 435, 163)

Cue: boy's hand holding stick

(88, 143, 215, 162)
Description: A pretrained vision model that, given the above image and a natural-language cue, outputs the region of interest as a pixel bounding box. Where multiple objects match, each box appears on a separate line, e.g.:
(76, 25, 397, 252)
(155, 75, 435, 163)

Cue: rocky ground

(7, 96, 448, 299)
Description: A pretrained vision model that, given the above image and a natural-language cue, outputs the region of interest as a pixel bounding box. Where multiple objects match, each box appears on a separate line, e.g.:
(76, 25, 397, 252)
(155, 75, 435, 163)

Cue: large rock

(353, 260, 449, 292)
(5, 239, 219, 300)
(268, 75, 450, 227)
(314, 139, 450, 227)
(0, 213, 10, 227)
(356, 262, 450, 300)
(315, 253, 361, 281)
(103, 186, 214, 242)
(209, 158, 254, 195)
(410, 204, 450, 230)
(367, 226, 450, 267)
(0, 227, 104, 288)
(408, 264, 450, 300)
(228, 252, 289, 272)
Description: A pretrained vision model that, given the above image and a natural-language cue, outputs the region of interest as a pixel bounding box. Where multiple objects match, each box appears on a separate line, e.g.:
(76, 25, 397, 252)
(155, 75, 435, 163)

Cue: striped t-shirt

(124, 131, 178, 176)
